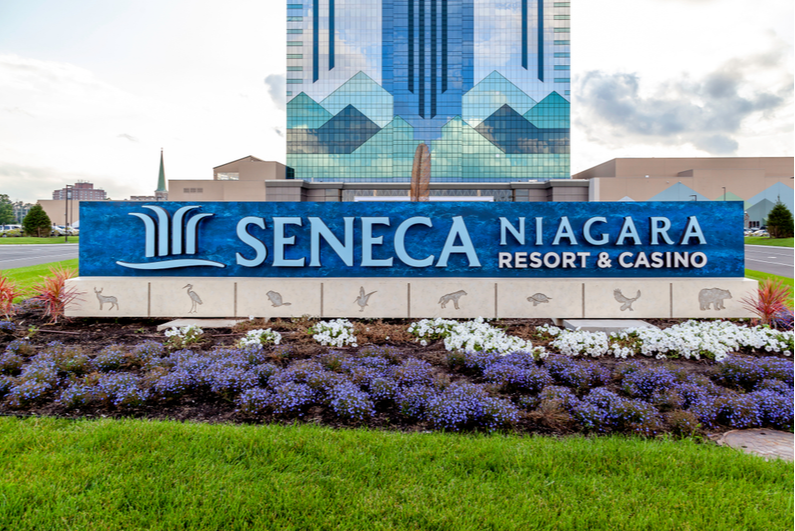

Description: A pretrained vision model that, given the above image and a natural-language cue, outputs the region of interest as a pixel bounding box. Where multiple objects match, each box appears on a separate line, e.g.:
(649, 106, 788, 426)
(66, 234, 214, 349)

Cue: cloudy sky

(0, 0, 792, 203)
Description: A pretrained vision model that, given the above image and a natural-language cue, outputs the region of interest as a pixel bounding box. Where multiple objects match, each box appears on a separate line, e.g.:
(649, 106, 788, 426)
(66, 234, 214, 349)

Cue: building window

(554, 78, 570, 83)
(554, 40, 570, 45)
(287, 16, 303, 21)
(287, 79, 303, 84)
(554, 15, 569, 20)
(287, 29, 303, 34)
(287, 4, 303, 8)
(217, 172, 239, 181)
(287, 41, 303, 47)
(554, 52, 570, 58)
(287, 54, 303, 59)
(554, 2, 571, 6)
(554, 28, 570, 33)
(554, 65, 569, 70)
(287, 66, 303, 71)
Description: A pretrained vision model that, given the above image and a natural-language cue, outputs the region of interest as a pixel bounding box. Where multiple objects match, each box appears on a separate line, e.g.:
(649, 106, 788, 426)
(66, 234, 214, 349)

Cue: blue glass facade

(286, 1, 570, 182)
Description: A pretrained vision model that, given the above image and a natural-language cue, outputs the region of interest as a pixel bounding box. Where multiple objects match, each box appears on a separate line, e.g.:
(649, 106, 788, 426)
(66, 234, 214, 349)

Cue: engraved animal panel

(354, 286, 377, 312)
(439, 290, 467, 310)
(94, 287, 119, 311)
(183, 284, 203, 313)
(527, 293, 552, 306)
(614, 289, 641, 311)
(266, 290, 292, 307)
(699, 288, 732, 310)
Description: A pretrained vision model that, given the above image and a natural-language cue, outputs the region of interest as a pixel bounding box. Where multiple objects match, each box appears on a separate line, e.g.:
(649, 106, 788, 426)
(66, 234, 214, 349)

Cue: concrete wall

(66, 277, 757, 319)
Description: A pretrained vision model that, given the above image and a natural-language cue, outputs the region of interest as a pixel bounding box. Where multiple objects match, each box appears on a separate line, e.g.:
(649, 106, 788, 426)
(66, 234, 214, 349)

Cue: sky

(0, 0, 792, 203)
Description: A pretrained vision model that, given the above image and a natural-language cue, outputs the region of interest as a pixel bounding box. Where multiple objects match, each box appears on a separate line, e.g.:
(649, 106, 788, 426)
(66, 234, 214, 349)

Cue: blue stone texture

(79, 201, 744, 279)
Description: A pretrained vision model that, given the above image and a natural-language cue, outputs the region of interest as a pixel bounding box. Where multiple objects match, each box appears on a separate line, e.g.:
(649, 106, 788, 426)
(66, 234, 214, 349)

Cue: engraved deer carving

(94, 287, 119, 311)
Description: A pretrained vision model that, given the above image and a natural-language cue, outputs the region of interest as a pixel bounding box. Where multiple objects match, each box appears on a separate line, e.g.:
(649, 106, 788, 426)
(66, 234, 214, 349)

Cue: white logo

(116, 205, 225, 270)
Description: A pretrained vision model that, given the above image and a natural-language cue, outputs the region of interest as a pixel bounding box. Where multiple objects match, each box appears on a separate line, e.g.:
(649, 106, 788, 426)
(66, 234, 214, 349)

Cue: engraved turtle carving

(266, 291, 291, 307)
(527, 293, 552, 306)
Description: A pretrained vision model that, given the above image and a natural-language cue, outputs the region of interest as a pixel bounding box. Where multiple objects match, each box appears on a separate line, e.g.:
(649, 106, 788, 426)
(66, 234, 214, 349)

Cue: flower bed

(0, 314, 792, 436)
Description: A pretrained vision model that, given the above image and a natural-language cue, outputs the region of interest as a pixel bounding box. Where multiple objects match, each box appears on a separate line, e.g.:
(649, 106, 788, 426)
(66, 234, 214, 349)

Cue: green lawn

(0, 259, 78, 298)
(0, 417, 791, 531)
(745, 237, 793, 247)
(0, 236, 79, 244)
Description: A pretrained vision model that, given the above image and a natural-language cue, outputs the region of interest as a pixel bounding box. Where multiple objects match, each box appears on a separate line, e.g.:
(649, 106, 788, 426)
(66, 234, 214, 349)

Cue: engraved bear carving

(439, 290, 467, 310)
(698, 288, 732, 310)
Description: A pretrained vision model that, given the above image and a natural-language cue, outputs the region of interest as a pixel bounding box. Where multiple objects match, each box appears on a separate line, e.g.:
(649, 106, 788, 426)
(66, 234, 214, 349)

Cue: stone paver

(156, 318, 246, 332)
(715, 429, 794, 462)
(562, 319, 658, 334)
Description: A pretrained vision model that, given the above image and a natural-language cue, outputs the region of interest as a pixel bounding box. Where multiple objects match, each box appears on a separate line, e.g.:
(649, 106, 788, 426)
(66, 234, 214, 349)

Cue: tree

(767, 200, 794, 239)
(0, 194, 14, 224)
(22, 204, 52, 237)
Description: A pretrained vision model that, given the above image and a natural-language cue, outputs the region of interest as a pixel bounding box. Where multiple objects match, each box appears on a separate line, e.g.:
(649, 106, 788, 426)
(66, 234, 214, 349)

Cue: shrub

(396, 385, 439, 419)
(0, 351, 23, 375)
(620, 366, 678, 399)
(772, 308, 794, 331)
(4, 339, 33, 357)
(267, 382, 316, 416)
(31, 265, 81, 323)
(235, 387, 272, 416)
(446, 349, 502, 374)
(164, 325, 204, 349)
(389, 358, 435, 387)
(710, 356, 794, 390)
(537, 385, 580, 410)
(750, 389, 794, 430)
(690, 394, 761, 429)
(368, 377, 400, 402)
(483, 362, 552, 393)
(57, 383, 98, 409)
(327, 381, 375, 420)
(6, 380, 54, 408)
(570, 402, 608, 433)
(129, 341, 165, 366)
(92, 345, 129, 372)
(766, 200, 794, 239)
(95, 373, 149, 408)
(317, 350, 350, 372)
(152, 370, 195, 401)
(741, 279, 792, 328)
(22, 204, 51, 237)
(0, 273, 22, 319)
(664, 410, 701, 437)
(238, 328, 282, 350)
(544, 355, 611, 392)
(309, 319, 357, 347)
(425, 382, 518, 431)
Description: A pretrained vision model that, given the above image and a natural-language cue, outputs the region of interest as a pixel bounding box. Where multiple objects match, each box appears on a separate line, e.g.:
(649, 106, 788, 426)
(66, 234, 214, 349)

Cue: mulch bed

(1, 302, 789, 437)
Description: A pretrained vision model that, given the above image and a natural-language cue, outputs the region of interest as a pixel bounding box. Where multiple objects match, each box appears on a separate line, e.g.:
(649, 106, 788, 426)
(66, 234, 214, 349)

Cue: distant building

(155, 149, 168, 201)
(574, 157, 794, 227)
(167, 156, 292, 201)
(52, 181, 106, 201)
(129, 195, 157, 201)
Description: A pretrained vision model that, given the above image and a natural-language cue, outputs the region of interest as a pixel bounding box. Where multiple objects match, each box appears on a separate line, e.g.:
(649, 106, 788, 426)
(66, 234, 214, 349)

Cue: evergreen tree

(0, 194, 14, 224)
(766, 201, 794, 239)
(22, 204, 52, 237)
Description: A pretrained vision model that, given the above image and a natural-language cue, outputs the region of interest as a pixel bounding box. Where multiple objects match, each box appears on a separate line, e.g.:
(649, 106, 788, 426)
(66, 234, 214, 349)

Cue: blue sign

(79, 201, 744, 278)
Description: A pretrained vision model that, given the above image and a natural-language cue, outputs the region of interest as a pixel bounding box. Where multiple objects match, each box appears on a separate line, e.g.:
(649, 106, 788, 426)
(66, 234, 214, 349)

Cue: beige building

(575, 157, 794, 226)
(167, 156, 291, 201)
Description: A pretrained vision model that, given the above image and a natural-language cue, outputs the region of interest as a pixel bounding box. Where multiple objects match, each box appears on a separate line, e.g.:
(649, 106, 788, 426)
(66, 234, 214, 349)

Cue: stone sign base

(65, 277, 758, 319)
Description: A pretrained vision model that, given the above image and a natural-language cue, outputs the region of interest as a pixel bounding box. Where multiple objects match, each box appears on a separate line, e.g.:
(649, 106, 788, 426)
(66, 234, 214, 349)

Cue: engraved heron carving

(183, 284, 203, 313)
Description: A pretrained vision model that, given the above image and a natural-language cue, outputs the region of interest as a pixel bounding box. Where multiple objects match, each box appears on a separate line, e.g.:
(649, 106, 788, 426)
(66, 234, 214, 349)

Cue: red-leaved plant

(740, 278, 793, 328)
(31, 265, 82, 323)
(0, 273, 23, 319)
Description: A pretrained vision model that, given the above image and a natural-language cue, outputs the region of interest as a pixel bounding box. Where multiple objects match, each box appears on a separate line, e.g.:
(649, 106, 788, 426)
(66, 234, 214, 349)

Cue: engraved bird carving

(613, 289, 641, 311)
(354, 286, 377, 312)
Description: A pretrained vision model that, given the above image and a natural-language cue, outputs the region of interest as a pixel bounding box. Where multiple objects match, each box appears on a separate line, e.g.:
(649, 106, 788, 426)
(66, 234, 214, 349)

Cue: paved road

(0, 244, 79, 270)
(745, 245, 794, 278)
(0, 243, 791, 278)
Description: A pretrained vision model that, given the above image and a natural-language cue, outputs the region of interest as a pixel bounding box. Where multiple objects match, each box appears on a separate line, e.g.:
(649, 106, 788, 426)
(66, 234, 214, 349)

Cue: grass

(0, 236, 79, 244)
(745, 237, 793, 247)
(0, 259, 78, 298)
(0, 417, 791, 531)
(745, 269, 794, 308)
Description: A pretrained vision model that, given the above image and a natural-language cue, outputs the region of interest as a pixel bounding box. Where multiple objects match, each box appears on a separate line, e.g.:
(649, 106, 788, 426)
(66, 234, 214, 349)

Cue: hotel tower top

(286, 1, 571, 183)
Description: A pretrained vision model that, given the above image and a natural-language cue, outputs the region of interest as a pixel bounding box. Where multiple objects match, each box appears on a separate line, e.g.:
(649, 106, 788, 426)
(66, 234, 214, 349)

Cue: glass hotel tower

(286, 1, 570, 183)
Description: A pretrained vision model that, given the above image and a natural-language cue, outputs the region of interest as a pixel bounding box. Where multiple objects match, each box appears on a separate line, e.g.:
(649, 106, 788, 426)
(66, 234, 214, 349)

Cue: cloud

(575, 54, 791, 155)
(117, 133, 138, 142)
(264, 74, 286, 111)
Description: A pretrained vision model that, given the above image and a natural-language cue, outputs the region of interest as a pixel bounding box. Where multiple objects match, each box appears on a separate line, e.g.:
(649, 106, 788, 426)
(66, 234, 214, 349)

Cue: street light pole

(722, 186, 726, 202)
(64, 185, 71, 242)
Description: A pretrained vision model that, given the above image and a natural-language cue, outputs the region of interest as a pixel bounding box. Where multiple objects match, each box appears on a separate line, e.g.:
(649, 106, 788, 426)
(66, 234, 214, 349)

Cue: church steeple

(155, 148, 168, 201)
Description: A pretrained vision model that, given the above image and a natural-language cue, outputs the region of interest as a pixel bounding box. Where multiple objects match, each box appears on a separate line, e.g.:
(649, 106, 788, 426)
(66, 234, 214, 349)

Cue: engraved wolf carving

(439, 290, 467, 310)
